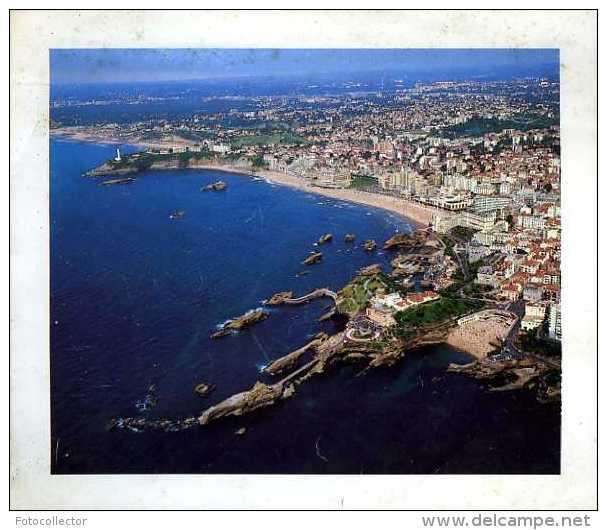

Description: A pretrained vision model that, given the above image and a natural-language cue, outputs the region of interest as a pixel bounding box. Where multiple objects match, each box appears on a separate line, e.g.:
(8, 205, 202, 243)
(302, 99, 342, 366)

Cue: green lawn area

(336, 272, 394, 316)
(108, 150, 213, 171)
(395, 297, 483, 328)
(349, 175, 378, 189)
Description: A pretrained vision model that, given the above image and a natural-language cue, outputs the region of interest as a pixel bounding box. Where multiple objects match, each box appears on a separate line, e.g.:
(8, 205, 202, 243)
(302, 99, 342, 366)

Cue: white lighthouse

(114, 148, 122, 162)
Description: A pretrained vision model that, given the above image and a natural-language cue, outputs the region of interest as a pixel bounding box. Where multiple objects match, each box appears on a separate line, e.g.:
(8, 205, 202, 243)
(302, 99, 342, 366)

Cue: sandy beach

(188, 162, 440, 228)
(51, 130, 442, 228)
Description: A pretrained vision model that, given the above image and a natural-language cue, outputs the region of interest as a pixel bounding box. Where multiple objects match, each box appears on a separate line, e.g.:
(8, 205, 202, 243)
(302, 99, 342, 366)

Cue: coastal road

(501, 300, 561, 369)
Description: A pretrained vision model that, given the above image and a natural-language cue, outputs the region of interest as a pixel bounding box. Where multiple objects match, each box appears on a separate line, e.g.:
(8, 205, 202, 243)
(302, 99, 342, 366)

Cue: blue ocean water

(50, 139, 560, 474)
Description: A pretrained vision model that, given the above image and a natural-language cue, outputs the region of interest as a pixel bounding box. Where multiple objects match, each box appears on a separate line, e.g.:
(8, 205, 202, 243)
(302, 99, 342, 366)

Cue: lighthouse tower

(114, 148, 122, 162)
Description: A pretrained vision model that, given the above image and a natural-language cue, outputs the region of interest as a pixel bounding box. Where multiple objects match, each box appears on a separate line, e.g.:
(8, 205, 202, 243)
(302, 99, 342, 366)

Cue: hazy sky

(50, 49, 559, 85)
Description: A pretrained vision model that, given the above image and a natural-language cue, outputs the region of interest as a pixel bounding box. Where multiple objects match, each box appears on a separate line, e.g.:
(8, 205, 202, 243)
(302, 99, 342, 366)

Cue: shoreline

(51, 132, 440, 229)
(210, 164, 433, 229)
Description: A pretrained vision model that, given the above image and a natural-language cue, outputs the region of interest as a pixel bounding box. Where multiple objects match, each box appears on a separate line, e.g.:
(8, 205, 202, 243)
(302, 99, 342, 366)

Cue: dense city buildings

(51, 76, 561, 345)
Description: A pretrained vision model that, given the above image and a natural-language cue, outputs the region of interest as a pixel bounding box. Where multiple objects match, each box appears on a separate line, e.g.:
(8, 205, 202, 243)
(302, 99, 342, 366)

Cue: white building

(211, 143, 231, 154)
(548, 303, 562, 341)
(521, 302, 547, 331)
(470, 196, 512, 214)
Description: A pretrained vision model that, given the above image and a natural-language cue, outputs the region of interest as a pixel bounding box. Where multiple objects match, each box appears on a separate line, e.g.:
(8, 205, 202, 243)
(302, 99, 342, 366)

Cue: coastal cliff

(84, 152, 255, 178)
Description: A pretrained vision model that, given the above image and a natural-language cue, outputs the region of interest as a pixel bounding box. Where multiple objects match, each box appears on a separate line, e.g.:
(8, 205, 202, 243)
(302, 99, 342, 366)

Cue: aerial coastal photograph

(49, 48, 562, 475)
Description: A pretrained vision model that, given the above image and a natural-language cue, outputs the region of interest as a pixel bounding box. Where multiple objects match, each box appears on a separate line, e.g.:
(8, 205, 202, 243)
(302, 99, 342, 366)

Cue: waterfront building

(428, 194, 473, 211)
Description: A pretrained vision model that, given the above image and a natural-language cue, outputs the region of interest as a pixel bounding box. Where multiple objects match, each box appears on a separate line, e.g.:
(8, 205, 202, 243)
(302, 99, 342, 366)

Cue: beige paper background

(9, 10, 597, 510)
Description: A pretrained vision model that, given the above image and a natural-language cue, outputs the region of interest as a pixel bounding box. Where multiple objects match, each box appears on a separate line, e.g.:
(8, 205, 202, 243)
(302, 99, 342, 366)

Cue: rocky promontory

(84, 162, 137, 178)
(211, 308, 269, 339)
(383, 233, 415, 250)
(447, 356, 559, 401)
(263, 333, 329, 375)
(198, 381, 294, 425)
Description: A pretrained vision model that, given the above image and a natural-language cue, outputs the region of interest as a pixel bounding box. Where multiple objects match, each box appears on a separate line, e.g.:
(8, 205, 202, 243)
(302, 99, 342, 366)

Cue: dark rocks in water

(211, 308, 269, 339)
(264, 291, 293, 306)
(100, 177, 136, 186)
(169, 210, 185, 220)
(363, 239, 377, 252)
(302, 251, 323, 265)
(202, 180, 227, 192)
(210, 328, 231, 339)
(194, 382, 216, 397)
(134, 384, 158, 412)
(317, 233, 333, 244)
(107, 416, 199, 433)
(344, 233, 356, 243)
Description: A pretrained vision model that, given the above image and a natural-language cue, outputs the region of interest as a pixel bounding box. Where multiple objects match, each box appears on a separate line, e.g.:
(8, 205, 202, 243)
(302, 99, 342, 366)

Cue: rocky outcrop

(202, 180, 227, 191)
(383, 233, 415, 250)
(194, 382, 216, 397)
(108, 416, 199, 433)
(264, 291, 293, 306)
(211, 308, 269, 339)
(317, 233, 333, 244)
(447, 356, 559, 400)
(278, 288, 337, 305)
(198, 381, 291, 425)
(263, 333, 329, 375)
(101, 177, 136, 186)
(198, 331, 354, 427)
(302, 251, 323, 265)
(358, 263, 383, 276)
(363, 239, 377, 252)
(169, 210, 185, 220)
(84, 162, 137, 178)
